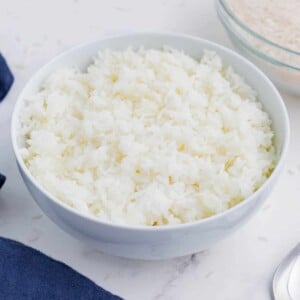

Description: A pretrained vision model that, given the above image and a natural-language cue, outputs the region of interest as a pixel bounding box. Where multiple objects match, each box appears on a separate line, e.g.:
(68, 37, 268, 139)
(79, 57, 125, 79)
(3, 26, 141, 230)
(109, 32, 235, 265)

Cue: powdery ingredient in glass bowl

(226, 0, 300, 52)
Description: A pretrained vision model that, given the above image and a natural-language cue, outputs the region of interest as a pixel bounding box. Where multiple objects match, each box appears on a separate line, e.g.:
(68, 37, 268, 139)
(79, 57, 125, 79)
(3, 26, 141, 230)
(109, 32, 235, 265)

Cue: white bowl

(11, 33, 289, 260)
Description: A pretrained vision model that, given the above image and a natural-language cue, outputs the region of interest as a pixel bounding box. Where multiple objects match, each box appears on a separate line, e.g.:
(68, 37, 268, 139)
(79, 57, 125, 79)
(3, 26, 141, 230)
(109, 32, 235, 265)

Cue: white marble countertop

(0, 0, 300, 299)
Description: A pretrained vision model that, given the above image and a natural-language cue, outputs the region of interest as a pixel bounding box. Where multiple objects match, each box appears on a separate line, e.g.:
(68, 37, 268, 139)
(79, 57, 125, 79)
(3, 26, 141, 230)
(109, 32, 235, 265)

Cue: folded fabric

(0, 54, 14, 101)
(0, 173, 5, 189)
(0, 237, 123, 300)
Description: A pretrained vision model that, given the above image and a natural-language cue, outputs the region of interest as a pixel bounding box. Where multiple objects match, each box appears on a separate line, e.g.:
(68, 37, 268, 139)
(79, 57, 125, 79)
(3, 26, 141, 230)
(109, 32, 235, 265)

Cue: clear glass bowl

(216, 0, 300, 96)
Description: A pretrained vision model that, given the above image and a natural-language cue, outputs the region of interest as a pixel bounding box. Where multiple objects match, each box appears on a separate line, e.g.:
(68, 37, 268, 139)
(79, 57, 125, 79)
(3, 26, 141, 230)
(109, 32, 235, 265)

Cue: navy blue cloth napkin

(0, 53, 14, 101)
(0, 52, 11, 187)
(0, 52, 10, 188)
(0, 237, 123, 300)
(0, 173, 5, 189)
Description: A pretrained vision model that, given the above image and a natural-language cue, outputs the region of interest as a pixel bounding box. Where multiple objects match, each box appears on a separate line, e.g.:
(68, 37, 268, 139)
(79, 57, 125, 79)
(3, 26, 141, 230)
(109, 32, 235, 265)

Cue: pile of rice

(19, 47, 276, 226)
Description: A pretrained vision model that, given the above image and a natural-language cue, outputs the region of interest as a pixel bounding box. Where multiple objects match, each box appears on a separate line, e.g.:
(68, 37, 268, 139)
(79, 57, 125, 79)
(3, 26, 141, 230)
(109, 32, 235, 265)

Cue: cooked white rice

(18, 47, 276, 226)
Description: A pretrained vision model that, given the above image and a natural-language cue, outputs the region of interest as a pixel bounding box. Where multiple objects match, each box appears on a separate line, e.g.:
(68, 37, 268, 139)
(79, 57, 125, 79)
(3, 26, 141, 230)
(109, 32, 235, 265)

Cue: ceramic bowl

(11, 33, 289, 259)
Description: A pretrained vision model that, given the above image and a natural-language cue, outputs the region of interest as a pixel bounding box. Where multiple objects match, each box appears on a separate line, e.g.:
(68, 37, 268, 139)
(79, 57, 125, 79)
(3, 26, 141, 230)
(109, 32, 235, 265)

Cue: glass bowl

(216, 0, 300, 96)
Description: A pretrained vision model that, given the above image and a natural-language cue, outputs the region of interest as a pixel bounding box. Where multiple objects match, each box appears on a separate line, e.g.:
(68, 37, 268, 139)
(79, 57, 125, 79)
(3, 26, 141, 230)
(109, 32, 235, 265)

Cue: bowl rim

(11, 31, 290, 232)
(218, 0, 300, 56)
